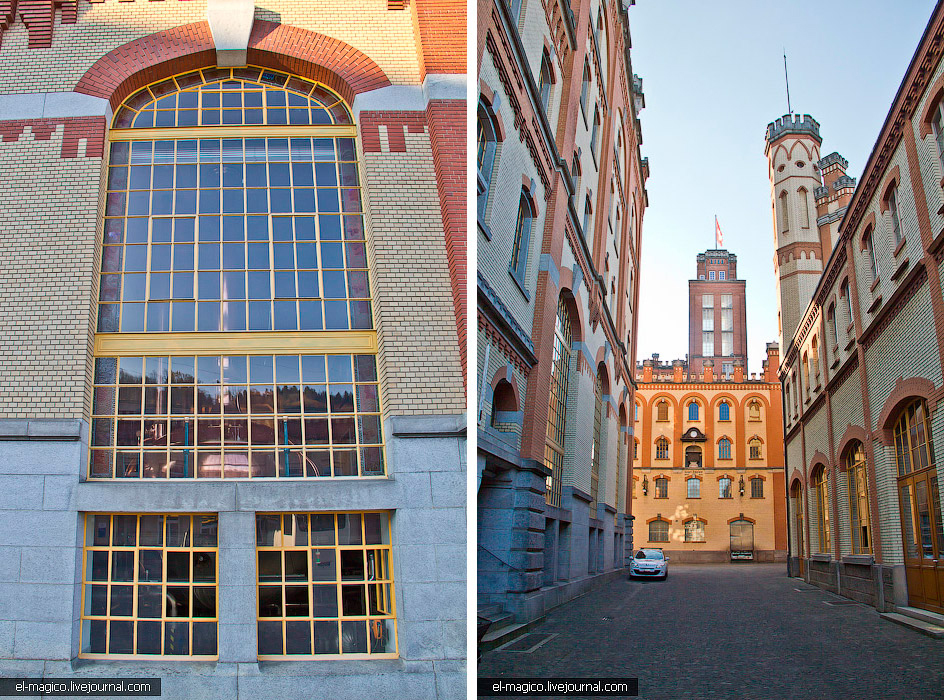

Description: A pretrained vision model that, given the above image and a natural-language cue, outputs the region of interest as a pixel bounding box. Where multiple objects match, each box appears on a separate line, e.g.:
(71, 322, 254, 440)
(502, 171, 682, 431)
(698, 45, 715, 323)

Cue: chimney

(703, 359, 714, 383)
(733, 359, 744, 383)
(764, 342, 780, 383)
(672, 360, 684, 383)
(642, 359, 653, 383)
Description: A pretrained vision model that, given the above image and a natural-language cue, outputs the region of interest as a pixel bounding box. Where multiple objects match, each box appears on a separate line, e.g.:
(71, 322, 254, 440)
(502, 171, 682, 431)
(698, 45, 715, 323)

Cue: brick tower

(688, 249, 747, 379)
(765, 114, 826, 349)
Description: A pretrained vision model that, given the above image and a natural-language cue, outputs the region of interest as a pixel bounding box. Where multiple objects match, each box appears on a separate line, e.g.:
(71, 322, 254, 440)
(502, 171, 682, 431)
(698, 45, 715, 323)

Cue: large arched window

(844, 441, 871, 554)
(894, 399, 934, 476)
(545, 296, 573, 507)
(654, 477, 668, 499)
(649, 518, 669, 543)
(718, 438, 732, 460)
(718, 477, 733, 499)
(684, 519, 706, 543)
(748, 400, 761, 421)
(790, 480, 805, 557)
(811, 465, 831, 554)
(718, 401, 730, 421)
(91, 68, 383, 483)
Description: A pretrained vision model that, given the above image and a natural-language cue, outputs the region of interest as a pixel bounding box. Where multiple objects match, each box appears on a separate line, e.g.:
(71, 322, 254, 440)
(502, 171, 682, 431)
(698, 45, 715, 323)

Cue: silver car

(629, 548, 668, 579)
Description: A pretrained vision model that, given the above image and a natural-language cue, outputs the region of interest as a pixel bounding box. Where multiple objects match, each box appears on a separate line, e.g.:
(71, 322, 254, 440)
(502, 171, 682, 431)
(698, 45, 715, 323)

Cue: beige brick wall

(361, 130, 464, 417)
(0, 126, 103, 419)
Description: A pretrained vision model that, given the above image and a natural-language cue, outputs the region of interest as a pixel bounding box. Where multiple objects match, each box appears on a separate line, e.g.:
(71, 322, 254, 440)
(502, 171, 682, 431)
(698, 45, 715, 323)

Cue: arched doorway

(729, 519, 754, 561)
(790, 480, 805, 577)
(892, 400, 944, 612)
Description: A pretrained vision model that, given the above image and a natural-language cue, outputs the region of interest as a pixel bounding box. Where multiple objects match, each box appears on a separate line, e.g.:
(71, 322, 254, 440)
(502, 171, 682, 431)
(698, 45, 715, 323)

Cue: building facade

(477, 0, 648, 636)
(0, 1, 466, 697)
(769, 1, 944, 617)
(634, 249, 786, 563)
(688, 249, 747, 379)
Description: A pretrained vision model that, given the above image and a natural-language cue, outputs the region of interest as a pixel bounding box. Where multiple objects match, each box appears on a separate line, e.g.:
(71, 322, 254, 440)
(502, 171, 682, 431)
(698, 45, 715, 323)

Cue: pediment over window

(681, 427, 707, 442)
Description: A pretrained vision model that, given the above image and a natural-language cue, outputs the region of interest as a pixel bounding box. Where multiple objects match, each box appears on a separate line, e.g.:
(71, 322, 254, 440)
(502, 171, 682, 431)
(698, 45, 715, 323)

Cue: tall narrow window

(718, 401, 730, 421)
(827, 305, 838, 348)
(655, 437, 669, 460)
(888, 185, 902, 245)
(509, 189, 534, 283)
(538, 53, 553, 113)
(654, 477, 668, 498)
(656, 400, 669, 422)
(845, 442, 871, 555)
(749, 437, 763, 460)
(688, 402, 699, 421)
(811, 336, 820, 384)
(687, 477, 700, 499)
(718, 438, 732, 460)
(798, 187, 810, 228)
(933, 101, 944, 175)
(779, 191, 789, 232)
(702, 294, 714, 356)
(590, 370, 604, 510)
(591, 108, 601, 162)
(544, 297, 573, 507)
(842, 282, 854, 333)
(812, 466, 831, 554)
(751, 477, 764, 498)
(719, 477, 732, 499)
(583, 196, 593, 238)
(92, 68, 383, 482)
(580, 61, 591, 117)
(865, 226, 880, 281)
(571, 153, 581, 202)
(721, 294, 733, 357)
(477, 98, 499, 219)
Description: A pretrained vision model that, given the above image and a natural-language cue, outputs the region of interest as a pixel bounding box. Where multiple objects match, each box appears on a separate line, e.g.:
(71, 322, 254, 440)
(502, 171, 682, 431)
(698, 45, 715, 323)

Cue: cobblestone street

(479, 564, 944, 699)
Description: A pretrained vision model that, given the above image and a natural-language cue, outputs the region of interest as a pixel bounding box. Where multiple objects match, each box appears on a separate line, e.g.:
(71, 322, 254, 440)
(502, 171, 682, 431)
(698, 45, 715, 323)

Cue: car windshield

(635, 549, 664, 560)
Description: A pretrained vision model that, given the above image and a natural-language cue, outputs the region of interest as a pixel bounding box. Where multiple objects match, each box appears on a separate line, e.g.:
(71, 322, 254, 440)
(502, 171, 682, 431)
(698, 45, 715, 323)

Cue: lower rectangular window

(255, 511, 397, 658)
(80, 513, 218, 658)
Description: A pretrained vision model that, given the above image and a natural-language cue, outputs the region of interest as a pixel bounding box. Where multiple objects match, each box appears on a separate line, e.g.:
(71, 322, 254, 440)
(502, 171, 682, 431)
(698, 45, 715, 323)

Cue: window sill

(893, 236, 907, 257)
(866, 294, 882, 314)
(477, 219, 493, 241)
(870, 275, 881, 293)
(749, 496, 765, 499)
(810, 553, 832, 562)
(830, 356, 840, 370)
(508, 267, 531, 302)
(890, 257, 909, 281)
(842, 554, 874, 565)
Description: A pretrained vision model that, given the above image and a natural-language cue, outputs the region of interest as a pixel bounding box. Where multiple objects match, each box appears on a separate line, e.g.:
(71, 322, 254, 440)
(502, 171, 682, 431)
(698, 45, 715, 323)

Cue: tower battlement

(766, 113, 822, 144)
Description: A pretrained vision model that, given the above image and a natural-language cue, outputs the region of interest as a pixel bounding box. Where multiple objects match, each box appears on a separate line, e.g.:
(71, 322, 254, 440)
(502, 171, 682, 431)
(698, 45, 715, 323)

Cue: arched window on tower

(779, 190, 789, 232)
(798, 187, 810, 228)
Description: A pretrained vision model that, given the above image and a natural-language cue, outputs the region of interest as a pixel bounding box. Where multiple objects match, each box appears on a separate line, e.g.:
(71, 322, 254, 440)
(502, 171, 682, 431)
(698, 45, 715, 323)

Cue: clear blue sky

(627, 0, 935, 374)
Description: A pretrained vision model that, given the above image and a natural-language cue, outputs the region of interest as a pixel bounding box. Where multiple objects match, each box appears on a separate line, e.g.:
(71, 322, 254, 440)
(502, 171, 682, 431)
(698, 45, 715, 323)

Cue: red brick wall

(0, 116, 105, 158)
(426, 99, 467, 387)
(413, 0, 466, 77)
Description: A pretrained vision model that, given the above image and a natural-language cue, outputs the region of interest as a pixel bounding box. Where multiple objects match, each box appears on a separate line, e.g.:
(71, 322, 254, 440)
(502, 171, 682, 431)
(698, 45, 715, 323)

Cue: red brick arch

(74, 20, 391, 111)
(875, 377, 940, 445)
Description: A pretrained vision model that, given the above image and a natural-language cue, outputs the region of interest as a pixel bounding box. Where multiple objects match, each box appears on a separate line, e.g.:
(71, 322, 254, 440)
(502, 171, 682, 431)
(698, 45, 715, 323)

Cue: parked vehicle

(629, 548, 668, 579)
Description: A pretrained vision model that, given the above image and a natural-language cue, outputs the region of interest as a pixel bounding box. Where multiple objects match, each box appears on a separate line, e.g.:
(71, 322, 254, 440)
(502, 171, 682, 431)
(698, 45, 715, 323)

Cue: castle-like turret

(765, 114, 826, 350)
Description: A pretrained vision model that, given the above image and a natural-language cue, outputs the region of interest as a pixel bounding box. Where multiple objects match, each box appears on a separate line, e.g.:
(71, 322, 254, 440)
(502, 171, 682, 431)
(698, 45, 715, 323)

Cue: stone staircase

(477, 603, 545, 652)
(880, 605, 944, 639)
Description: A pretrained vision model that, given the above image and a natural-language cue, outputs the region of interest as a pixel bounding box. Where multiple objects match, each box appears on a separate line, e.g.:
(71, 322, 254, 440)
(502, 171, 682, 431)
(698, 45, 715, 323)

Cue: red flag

(715, 216, 723, 248)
